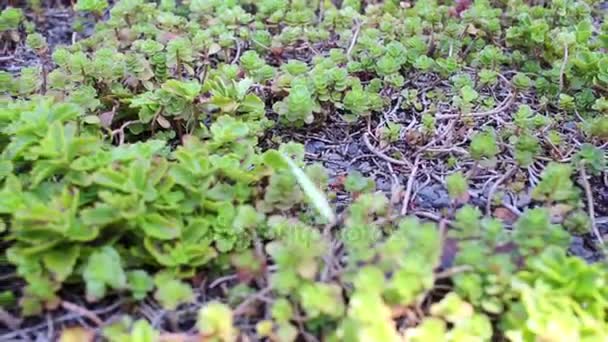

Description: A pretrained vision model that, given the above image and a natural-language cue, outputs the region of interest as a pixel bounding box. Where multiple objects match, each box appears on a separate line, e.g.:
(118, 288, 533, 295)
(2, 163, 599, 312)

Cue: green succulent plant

(2, 0, 608, 340)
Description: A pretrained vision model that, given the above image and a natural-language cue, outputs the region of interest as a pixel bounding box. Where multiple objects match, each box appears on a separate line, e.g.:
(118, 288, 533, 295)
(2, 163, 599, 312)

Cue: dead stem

(109, 120, 140, 145)
(414, 210, 450, 224)
(60, 300, 104, 326)
(401, 155, 421, 215)
(0, 308, 22, 330)
(231, 38, 242, 65)
(233, 287, 272, 316)
(159, 332, 202, 342)
(362, 133, 414, 168)
(208, 274, 239, 289)
(436, 90, 514, 120)
(435, 265, 473, 279)
(485, 165, 518, 215)
(579, 166, 604, 246)
(559, 44, 568, 93)
(346, 20, 362, 58)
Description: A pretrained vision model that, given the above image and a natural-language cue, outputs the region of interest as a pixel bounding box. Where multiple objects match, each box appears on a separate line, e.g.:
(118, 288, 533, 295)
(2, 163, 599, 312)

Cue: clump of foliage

(2, 0, 608, 340)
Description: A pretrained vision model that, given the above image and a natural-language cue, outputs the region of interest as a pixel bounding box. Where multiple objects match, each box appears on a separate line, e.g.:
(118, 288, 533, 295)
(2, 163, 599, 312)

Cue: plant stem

(559, 44, 568, 93)
(362, 133, 414, 168)
(401, 155, 421, 215)
(486, 165, 517, 215)
(40, 52, 48, 95)
(346, 20, 362, 58)
(176, 55, 182, 80)
(435, 265, 473, 279)
(61, 300, 103, 326)
(579, 166, 604, 246)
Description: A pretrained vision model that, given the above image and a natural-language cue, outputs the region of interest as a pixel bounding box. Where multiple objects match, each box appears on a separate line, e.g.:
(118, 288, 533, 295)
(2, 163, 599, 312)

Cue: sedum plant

(0, 7, 23, 45)
(272, 77, 317, 124)
(2, 0, 608, 340)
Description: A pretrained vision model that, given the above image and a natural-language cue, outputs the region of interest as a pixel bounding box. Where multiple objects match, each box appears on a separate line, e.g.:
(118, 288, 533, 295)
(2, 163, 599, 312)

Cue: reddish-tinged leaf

(493, 207, 518, 224)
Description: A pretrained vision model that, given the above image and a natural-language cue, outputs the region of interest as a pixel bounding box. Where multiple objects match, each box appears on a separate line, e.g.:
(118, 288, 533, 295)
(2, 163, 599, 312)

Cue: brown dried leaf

(493, 207, 518, 224)
(466, 24, 479, 36)
(99, 110, 115, 128)
(549, 204, 574, 221)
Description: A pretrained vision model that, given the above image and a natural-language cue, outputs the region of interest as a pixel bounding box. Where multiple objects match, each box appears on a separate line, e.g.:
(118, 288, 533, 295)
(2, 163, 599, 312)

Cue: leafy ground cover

(1, 0, 608, 340)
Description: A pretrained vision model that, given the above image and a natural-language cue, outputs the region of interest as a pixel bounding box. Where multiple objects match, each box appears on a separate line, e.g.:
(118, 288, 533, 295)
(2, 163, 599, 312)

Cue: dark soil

(1, 2, 94, 74)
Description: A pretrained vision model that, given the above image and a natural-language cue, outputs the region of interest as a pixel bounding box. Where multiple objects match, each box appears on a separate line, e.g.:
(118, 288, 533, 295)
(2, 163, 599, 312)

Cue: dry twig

(109, 120, 139, 145)
(485, 165, 517, 215)
(233, 287, 272, 316)
(346, 20, 362, 58)
(401, 155, 421, 215)
(579, 166, 604, 246)
(0, 300, 123, 340)
(231, 38, 242, 65)
(362, 133, 414, 168)
(435, 265, 473, 279)
(61, 300, 104, 326)
(0, 308, 22, 330)
(436, 91, 514, 120)
(559, 44, 569, 93)
(208, 274, 239, 289)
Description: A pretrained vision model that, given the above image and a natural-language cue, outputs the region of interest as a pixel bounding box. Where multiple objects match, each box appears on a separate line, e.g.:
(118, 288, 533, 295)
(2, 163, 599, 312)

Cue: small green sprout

(446, 171, 469, 203)
(74, 0, 109, 19)
(470, 130, 499, 161)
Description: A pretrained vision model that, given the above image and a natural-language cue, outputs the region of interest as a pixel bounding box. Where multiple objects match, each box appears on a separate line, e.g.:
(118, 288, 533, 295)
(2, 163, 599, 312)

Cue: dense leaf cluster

(1, 0, 608, 340)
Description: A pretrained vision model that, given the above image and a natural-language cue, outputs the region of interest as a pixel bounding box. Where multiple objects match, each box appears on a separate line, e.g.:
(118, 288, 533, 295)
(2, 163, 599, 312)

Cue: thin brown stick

(401, 155, 421, 215)
(416, 121, 456, 153)
(320, 239, 341, 282)
(208, 274, 239, 289)
(61, 300, 104, 326)
(362, 133, 414, 168)
(382, 96, 403, 122)
(435, 265, 473, 279)
(502, 202, 522, 217)
(436, 91, 514, 120)
(559, 44, 568, 93)
(413, 210, 451, 224)
(0, 272, 17, 281)
(485, 165, 517, 215)
(0, 300, 123, 340)
(159, 333, 199, 342)
(0, 308, 22, 330)
(346, 20, 362, 58)
(231, 38, 241, 64)
(423, 146, 469, 155)
(579, 166, 604, 246)
(45, 314, 54, 342)
(233, 287, 272, 316)
(109, 120, 139, 145)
